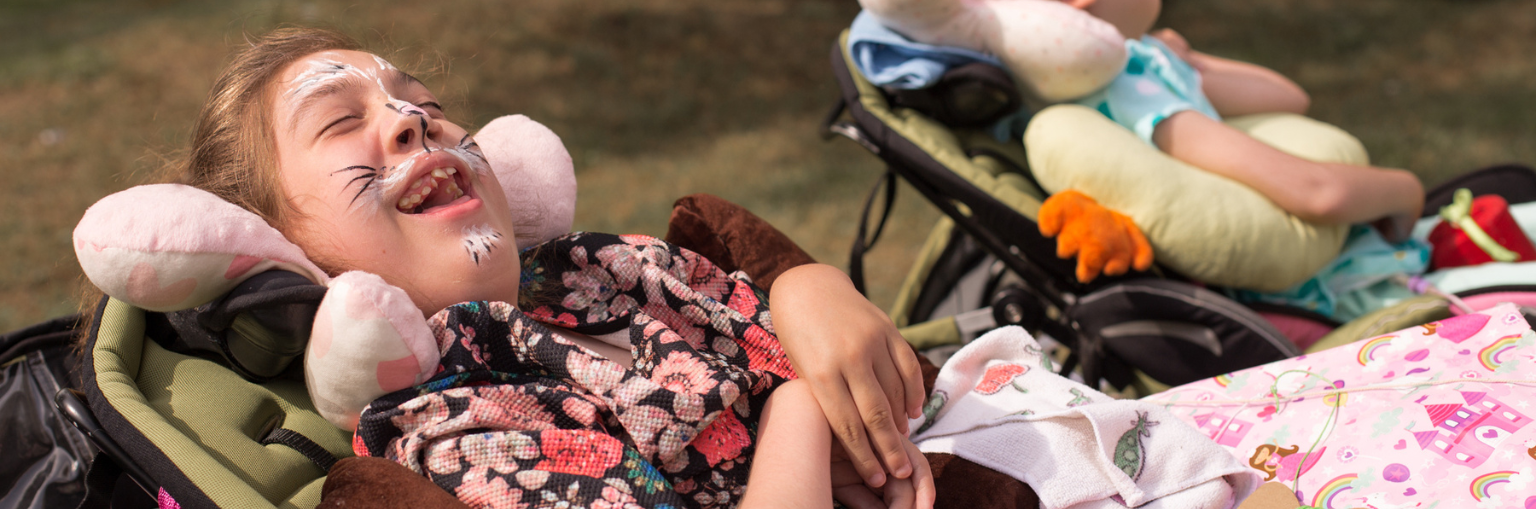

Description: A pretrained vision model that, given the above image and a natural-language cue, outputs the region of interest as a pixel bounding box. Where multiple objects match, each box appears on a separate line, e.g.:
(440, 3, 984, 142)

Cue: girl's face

(271, 50, 520, 315)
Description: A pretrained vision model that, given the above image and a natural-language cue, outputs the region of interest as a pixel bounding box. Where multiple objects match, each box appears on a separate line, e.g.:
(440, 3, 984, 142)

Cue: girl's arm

(743, 380, 936, 509)
(1152, 110, 1424, 240)
(1151, 29, 1311, 117)
(770, 263, 928, 489)
(741, 380, 833, 509)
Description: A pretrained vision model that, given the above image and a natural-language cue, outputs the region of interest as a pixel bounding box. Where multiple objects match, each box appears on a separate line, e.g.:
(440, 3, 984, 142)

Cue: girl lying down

(171, 26, 935, 509)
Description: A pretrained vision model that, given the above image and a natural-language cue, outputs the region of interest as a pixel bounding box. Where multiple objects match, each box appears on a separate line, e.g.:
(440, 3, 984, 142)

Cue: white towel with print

(908, 327, 1261, 509)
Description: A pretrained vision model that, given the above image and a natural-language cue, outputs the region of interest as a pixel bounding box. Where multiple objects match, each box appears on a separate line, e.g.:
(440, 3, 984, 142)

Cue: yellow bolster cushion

(1024, 105, 1368, 292)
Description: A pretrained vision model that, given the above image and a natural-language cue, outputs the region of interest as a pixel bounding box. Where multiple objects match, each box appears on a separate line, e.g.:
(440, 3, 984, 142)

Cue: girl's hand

(770, 264, 927, 488)
(831, 441, 935, 509)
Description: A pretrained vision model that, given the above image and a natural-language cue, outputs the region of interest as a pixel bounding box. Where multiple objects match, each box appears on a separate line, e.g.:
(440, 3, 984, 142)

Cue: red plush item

(1427, 194, 1536, 269)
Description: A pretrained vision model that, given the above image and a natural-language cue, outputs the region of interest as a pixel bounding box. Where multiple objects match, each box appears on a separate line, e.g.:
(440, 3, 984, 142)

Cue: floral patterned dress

(354, 233, 798, 509)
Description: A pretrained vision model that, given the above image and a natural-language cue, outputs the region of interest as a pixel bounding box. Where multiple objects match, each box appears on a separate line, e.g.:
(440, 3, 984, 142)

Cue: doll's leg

(1152, 111, 1424, 240)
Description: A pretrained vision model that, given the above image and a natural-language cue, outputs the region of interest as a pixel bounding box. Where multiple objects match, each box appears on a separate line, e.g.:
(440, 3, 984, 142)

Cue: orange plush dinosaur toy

(1038, 190, 1153, 283)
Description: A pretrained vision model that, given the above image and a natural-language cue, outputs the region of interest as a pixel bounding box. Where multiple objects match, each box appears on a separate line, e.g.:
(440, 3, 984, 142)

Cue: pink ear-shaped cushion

(861, 0, 1126, 102)
(475, 115, 576, 250)
(74, 184, 329, 311)
(305, 271, 440, 431)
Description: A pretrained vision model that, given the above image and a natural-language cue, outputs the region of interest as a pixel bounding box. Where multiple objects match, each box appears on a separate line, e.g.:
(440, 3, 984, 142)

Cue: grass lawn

(1, 0, 1532, 332)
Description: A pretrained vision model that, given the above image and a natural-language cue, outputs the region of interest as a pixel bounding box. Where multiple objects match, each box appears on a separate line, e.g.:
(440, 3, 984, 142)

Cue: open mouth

(396, 167, 471, 214)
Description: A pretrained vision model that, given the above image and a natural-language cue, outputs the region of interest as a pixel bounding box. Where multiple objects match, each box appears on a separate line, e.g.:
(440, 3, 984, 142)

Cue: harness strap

(260, 428, 339, 472)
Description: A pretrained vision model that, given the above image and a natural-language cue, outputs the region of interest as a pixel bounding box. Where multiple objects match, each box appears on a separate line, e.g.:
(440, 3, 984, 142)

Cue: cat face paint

(271, 50, 521, 314)
(461, 224, 504, 265)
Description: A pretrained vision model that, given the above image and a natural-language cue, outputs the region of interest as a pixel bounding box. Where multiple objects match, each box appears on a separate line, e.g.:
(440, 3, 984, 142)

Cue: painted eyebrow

(287, 76, 370, 133)
(287, 69, 434, 133)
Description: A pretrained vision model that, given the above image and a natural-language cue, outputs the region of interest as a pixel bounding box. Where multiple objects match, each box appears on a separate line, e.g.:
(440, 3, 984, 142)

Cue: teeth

(394, 167, 464, 212)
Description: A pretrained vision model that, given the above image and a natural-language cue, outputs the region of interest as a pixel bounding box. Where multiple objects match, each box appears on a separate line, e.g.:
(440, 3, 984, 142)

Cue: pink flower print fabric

(1150, 303, 1536, 509)
(354, 233, 796, 509)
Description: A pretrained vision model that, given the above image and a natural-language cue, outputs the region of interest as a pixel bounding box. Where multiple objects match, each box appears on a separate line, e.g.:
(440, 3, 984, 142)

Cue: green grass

(1, 0, 1532, 332)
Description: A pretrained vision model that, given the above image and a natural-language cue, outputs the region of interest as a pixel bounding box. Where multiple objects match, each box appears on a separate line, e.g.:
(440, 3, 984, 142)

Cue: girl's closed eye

(319, 114, 361, 137)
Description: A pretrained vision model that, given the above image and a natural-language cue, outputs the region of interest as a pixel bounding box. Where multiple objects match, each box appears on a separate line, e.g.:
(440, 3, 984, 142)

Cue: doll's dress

(354, 232, 797, 509)
(1073, 35, 1222, 146)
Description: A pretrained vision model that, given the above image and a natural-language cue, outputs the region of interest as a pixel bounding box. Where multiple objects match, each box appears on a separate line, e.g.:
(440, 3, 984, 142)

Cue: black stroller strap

(260, 428, 339, 472)
(850, 169, 899, 295)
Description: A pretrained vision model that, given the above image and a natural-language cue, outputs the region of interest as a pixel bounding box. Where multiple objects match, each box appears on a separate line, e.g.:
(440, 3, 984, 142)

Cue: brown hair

(76, 27, 362, 349)
(1248, 443, 1299, 481)
(178, 26, 362, 229)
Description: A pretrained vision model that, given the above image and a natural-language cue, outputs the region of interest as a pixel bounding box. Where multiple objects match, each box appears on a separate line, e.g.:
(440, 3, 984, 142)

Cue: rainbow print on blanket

(1150, 303, 1536, 508)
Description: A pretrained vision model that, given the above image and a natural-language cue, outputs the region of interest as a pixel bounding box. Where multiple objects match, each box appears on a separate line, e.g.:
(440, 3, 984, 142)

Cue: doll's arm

(1151, 29, 1310, 117)
(1153, 111, 1424, 240)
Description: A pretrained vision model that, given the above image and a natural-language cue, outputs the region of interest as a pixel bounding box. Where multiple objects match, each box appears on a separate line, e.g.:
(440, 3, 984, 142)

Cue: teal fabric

(1232, 225, 1431, 321)
(1073, 36, 1220, 146)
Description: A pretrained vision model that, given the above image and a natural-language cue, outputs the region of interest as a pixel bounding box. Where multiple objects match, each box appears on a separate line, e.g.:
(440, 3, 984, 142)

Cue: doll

(858, 0, 1426, 291)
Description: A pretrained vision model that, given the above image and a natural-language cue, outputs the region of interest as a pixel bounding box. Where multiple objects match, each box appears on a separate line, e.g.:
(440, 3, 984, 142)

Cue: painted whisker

(332, 164, 381, 205)
(461, 225, 503, 266)
(418, 116, 430, 153)
(456, 134, 489, 163)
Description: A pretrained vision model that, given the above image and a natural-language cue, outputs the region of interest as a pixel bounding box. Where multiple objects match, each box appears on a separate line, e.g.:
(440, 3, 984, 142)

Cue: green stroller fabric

(83, 297, 352, 508)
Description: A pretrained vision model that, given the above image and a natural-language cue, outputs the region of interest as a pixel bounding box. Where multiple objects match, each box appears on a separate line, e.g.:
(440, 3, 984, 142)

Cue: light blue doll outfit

(1074, 36, 1221, 146)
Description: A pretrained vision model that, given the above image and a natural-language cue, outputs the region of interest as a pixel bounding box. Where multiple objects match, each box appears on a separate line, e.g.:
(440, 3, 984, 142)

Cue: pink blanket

(1149, 303, 1536, 509)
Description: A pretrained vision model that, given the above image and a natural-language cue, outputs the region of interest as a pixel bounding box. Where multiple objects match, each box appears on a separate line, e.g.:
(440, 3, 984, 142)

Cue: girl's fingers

(813, 377, 887, 487)
(849, 368, 915, 480)
(907, 443, 936, 509)
(834, 485, 886, 509)
(831, 461, 867, 488)
(869, 347, 910, 436)
(882, 477, 916, 509)
(889, 334, 926, 420)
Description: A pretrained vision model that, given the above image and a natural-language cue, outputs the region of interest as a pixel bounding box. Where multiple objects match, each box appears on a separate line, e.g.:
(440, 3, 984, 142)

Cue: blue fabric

(846, 12, 1030, 141)
(1231, 225, 1431, 322)
(847, 11, 1002, 90)
(1073, 36, 1220, 146)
